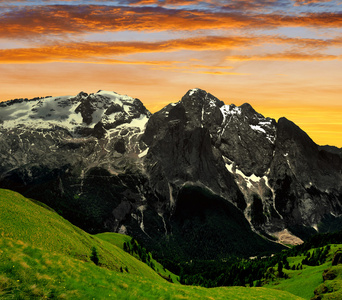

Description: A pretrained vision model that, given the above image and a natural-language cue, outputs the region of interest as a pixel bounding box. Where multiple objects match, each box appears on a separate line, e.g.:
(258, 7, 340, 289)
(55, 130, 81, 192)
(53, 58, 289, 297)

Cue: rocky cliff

(1, 88, 341, 259)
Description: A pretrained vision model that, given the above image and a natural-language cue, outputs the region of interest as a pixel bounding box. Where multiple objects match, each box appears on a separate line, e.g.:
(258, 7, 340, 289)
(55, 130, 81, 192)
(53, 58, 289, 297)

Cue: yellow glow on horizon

(146, 101, 342, 147)
(1, 2, 341, 148)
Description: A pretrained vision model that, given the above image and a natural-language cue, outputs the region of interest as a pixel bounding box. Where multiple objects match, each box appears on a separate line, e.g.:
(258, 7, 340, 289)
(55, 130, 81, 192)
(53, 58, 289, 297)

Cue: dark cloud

(1, 4, 342, 39)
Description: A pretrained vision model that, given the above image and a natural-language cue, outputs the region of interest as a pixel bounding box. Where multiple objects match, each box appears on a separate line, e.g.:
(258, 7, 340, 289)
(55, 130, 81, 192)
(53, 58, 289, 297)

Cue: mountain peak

(76, 91, 89, 99)
(1, 87, 342, 260)
(183, 88, 225, 108)
(187, 88, 203, 96)
(0, 90, 151, 136)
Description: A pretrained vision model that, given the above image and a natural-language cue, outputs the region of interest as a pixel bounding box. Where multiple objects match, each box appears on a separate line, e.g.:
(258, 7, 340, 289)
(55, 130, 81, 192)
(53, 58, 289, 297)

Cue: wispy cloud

(1, 34, 341, 63)
(226, 51, 342, 61)
(186, 70, 251, 75)
(1, 5, 342, 39)
(1, 0, 341, 146)
(0, 36, 258, 63)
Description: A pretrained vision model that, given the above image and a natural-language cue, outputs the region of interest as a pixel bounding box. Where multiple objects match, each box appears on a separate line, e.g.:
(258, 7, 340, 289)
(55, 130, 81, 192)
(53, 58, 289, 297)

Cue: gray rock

(1, 88, 342, 258)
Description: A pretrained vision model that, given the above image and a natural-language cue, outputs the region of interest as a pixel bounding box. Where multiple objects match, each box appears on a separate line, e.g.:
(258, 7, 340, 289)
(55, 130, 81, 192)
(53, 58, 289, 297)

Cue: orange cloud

(190, 64, 233, 69)
(226, 52, 342, 61)
(0, 36, 259, 63)
(2, 35, 342, 64)
(186, 70, 251, 75)
(1, 5, 342, 39)
(292, 0, 334, 5)
(151, 62, 247, 75)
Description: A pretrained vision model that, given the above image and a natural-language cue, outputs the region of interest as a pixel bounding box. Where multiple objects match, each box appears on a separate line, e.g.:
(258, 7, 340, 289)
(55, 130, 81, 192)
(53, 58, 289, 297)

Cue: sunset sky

(0, 0, 341, 146)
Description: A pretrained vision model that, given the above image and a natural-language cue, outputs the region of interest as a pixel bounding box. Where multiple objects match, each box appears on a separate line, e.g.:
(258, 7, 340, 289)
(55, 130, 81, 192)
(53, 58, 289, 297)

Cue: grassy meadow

(0, 189, 162, 279)
(265, 245, 342, 299)
(0, 188, 314, 299)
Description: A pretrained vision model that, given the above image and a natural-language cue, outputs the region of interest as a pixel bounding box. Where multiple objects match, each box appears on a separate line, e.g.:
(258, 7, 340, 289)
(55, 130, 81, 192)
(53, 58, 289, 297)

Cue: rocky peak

(1, 87, 342, 258)
(182, 88, 224, 107)
(76, 91, 88, 99)
(218, 102, 277, 177)
(75, 93, 97, 125)
(179, 88, 224, 129)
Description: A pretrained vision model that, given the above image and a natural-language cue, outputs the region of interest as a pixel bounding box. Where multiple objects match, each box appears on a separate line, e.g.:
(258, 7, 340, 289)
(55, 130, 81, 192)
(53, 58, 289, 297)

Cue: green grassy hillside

(264, 245, 342, 299)
(96, 232, 180, 283)
(0, 188, 166, 280)
(0, 236, 304, 300)
(96, 232, 131, 249)
(0, 188, 303, 299)
(313, 264, 342, 299)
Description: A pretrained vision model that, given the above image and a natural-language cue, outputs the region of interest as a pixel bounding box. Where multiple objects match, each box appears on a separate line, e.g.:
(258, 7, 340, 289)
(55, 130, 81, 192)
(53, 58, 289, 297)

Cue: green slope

(0, 236, 304, 300)
(313, 264, 342, 299)
(0, 188, 303, 299)
(96, 232, 131, 249)
(96, 232, 180, 283)
(0, 188, 164, 280)
(266, 261, 328, 299)
(265, 245, 342, 299)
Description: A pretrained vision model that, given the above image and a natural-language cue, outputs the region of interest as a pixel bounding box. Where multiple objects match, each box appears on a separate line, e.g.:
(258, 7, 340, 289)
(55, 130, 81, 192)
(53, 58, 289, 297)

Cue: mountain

(1, 88, 341, 261)
(319, 145, 342, 158)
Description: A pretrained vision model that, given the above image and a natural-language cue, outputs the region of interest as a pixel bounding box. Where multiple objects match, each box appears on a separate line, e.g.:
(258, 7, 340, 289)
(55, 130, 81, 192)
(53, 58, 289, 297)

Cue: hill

(0, 188, 162, 279)
(0, 188, 303, 299)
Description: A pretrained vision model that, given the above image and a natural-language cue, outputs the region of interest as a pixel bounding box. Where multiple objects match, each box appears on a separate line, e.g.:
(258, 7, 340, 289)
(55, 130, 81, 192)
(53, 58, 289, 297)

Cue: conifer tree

(90, 246, 99, 265)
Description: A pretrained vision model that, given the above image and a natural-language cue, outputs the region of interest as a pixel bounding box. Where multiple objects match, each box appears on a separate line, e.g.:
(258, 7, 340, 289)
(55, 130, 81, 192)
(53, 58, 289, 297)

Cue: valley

(0, 188, 308, 299)
(1, 88, 342, 299)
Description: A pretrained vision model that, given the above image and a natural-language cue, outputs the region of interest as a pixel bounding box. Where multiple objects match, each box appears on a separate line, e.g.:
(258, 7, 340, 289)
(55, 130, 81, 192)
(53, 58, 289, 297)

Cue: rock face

(0, 90, 150, 233)
(1, 88, 342, 259)
(332, 250, 342, 266)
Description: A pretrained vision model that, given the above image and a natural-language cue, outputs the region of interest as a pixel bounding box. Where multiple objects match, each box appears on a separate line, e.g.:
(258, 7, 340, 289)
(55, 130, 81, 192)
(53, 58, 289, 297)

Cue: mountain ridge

(1, 87, 341, 261)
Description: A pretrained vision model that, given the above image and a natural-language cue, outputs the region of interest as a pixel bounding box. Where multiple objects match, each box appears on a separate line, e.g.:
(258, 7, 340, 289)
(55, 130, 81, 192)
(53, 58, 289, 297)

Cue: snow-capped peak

(0, 90, 150, 133)
(95, 90, 136, 103)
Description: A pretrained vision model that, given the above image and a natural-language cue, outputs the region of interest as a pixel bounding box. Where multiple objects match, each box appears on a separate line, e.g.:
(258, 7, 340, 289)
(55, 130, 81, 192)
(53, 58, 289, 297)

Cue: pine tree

(277, 261, 283, 278)
(90, 246, 99, 265)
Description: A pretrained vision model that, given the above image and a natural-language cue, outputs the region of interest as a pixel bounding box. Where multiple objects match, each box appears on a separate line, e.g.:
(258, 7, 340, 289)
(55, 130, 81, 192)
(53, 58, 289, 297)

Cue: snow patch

(225, 163, 233, 173)
(266, 135, 275, 144)
(138, 147, 149, 158)
(263, 174, 283, 219)
(224, 157, 265, 190)
(126, 114, 148, 131)
(189, 88, 198, 96)
(137, 205, 150, 237)
(209, 99, 216, 108)
(201, 106, 204, 127)
(96, 90, 135, 103)
(220, 105, 241, 119)
(234, 168, 262, 189)
(168, 182, 175, 208)
(250, 124, 266, 134)
(158, 212, 168, 235)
